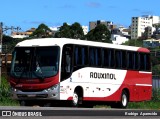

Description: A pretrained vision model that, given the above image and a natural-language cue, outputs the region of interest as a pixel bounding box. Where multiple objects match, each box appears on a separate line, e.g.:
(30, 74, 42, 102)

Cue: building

(89, 20, 116, 31)
(110, 34, 129, 45)
(143, 38, 160, 48)
(110, 28, 129, 45)
(118, 26, 130, 35)
(11, 28, 36, 38)
(143, 26, 156, 39)
(131, 15, 160, 39)
(49, 26, 61, 37)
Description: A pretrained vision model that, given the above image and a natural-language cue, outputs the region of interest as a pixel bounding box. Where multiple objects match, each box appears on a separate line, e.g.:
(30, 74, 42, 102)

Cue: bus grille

(17, 94, 48, 98)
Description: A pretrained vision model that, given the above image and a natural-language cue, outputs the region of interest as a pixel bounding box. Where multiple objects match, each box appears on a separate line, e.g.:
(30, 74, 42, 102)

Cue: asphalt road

(0, 106, 160, 119)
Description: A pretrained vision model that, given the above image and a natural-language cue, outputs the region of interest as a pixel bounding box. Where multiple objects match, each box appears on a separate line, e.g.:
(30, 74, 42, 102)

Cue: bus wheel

(19, 100, 30, 106)
(72, 91, 82, 107)
(119, 90, 128, 108)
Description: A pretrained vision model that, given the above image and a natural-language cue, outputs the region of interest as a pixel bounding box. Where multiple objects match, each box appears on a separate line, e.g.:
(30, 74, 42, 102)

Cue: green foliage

(151, 56, 160, 66)
(122, 39, 143, 47)
(55, 22, 85, 39)
(2, 35, 23, 53)
(70, 22, 84, 39)
(30, 23, 52, 38)
(86, 24, 111, 43)
(152, 65, 160, 75)
(152, 89, 160, 101)
(128, 101, 160, 109)
(0, 75, 19, 106)
(55, 22, 71, 38)
(0, 75, 10, 98)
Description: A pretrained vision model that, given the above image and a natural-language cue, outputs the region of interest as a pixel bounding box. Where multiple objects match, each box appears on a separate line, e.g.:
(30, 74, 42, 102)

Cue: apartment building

(131, 15, 160, 39)
(89, 20, 116, 31)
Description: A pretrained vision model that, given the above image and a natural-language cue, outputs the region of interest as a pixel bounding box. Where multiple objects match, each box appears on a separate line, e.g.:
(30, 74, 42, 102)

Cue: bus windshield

(10, 46, 60, 79)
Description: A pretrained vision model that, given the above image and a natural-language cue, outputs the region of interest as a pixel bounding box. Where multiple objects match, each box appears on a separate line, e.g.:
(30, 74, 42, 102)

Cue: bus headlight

(45, 85, 58, 92)
(11, 87, 18, 92)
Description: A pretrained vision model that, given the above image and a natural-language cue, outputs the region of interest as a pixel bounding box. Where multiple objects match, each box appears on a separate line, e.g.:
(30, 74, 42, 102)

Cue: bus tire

(118, 90, 128, 108)
(19, 100, 30, 106)
(72, 91, 82, 107)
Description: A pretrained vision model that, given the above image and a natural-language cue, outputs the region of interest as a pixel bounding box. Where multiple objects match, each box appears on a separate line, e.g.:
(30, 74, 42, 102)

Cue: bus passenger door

(61, 45, 73, 81)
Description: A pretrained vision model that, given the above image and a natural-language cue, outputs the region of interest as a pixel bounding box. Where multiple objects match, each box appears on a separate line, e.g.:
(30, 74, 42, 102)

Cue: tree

(54, 23, 71, 38)
(30, 23, 52, 38)
(86, 29, 95, 41)
(122, 39, 143, 47)
(86, 24, 111, 43)
(70, 22, 84, 39)
(2, 35, 22, 53)
(55, 22, 85, 39)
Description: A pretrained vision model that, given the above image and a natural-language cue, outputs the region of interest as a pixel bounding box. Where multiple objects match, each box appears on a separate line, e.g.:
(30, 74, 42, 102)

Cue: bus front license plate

(27, 94, 36, 97)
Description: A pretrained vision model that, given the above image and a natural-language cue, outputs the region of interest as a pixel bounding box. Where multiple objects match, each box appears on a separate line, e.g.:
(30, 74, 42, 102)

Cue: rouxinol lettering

(90, 72, 116, 80)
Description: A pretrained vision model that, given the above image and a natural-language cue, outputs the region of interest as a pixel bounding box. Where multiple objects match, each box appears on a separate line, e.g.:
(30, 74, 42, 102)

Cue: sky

(0, 0, 160, 33)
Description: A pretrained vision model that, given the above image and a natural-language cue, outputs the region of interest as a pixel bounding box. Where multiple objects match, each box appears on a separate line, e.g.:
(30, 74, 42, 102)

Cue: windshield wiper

(34, 69, 45, 81)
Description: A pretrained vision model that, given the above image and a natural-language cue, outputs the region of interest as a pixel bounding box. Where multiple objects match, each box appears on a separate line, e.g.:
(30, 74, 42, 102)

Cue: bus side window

(115, 50, 121, 68)
(146, 54, 151, 71)
(102, 48, 114, 68)
(74, 46, 88, 66)
(109, 49, 115, 68)
(127, 51, 139, 70)
(122, 50, 127, 69)
(89, 47, 101, 67)
(139, 53, 150, 71)
(133, 52, 139, 70)
(127, 52, 133, 70)
(115, 50, 126, 69)
(89, 47, 95, 66)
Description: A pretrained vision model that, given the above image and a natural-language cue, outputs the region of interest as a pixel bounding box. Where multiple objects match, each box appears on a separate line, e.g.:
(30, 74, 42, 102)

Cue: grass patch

(128, 101, 160, 109)
(0, 97, 19, 106)
(0, 75, 19, 106)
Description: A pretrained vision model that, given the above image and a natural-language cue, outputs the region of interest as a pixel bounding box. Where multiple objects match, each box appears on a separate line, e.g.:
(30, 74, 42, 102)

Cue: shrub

(0, 75, 11, 98)
(152, 88, 160, 101)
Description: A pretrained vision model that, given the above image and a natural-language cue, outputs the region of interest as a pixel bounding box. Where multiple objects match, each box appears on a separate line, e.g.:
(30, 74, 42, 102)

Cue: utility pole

(0, 22, 21, 85)
(0, 22, 3, 85)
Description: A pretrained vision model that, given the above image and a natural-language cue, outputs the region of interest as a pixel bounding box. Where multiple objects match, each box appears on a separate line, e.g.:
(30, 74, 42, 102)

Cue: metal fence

(152, 75, 160, 89)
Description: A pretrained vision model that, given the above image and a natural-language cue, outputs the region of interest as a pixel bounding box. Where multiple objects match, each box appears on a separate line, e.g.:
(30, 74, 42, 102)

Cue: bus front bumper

(11, 85, 60, 100)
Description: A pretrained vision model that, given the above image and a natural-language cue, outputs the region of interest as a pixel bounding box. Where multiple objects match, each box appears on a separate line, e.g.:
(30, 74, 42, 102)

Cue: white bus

(10, 38, 152, 108)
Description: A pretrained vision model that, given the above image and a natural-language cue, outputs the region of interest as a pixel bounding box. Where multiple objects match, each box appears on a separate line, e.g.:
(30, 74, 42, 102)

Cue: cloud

(108, 6, 117, 9)
(59, 4, 75, 9)
(141, 10, 154, 15)
(23, 21, 62, 27)
(86, 2, 101, 8)
(30, 21, 45, 24)
(132, 9, 154, 15)
(132, 8, 141, 12)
